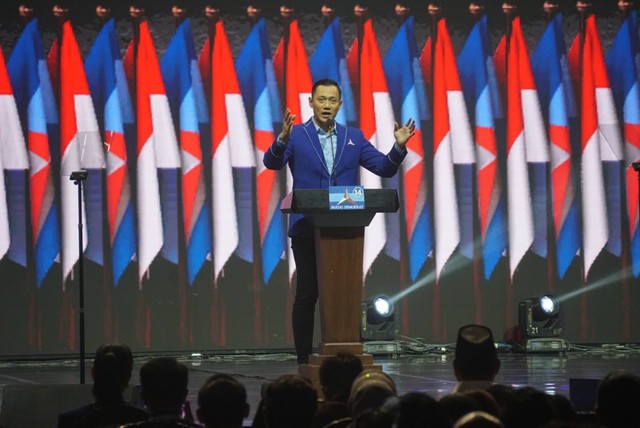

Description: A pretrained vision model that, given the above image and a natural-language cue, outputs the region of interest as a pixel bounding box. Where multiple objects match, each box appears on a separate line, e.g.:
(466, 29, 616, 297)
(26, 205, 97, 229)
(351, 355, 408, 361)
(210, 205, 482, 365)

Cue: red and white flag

(274, 19, 313, 282)
(56, 21, 105, 282)
(347, 18, 395, 275)
(505, 18, 535, 277)
(0, 48, 22, 260)
(133, 21, 181, 283)
(430, 19, 462, 278)
(578, 16, 611, 278)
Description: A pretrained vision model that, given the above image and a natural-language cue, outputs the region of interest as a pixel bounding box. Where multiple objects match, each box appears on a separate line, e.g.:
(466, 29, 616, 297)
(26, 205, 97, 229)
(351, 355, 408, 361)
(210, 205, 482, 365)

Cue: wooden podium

(281, 189, 399, 387)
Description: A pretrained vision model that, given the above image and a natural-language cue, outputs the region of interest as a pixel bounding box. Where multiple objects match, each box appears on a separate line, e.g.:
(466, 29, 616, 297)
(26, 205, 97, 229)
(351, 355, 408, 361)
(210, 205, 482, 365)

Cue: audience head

(197, 374, 249, 428)
(351, 408, 394, 428)
(263, 374, 317, 428)
(485, 384, 516, 420)
(460, 390, 500, 419)
(454, 325, 500, 382)
(453, 411, 504, 428)
(384, 392, 446, 428)
(439, 393, 484, 427)
(91, 343, 134, 402)
(319, 353, 364, 402)
(501, 387, 557, 428)
(596, 371, 640, 428)
(139, 357, 189, 416)
(348, 371, 397, 418)
(547, 393, 576, 423)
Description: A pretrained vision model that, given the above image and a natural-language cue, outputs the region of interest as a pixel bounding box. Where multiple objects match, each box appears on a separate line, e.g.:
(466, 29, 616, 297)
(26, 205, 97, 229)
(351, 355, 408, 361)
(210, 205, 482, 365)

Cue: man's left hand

(394, 118, 416, 147)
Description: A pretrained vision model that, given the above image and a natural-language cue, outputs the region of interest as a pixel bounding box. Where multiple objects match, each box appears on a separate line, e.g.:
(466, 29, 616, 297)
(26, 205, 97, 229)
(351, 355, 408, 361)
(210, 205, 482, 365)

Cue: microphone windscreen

(326, 119, 334, 129)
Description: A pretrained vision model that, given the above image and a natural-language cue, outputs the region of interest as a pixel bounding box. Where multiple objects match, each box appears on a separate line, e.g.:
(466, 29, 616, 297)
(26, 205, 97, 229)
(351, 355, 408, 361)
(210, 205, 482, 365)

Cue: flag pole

(280, 3, 293, 107)
(17, 5, 41, 351)
(71, 170, 88, 385)
(96, 3, 114, 342)
(617, 0, 633, 339)
(428, 1, 442, 341)
(393, 2, 410, 335)
(469, 1, 485, 324)
(543, 2, 559, 293)
(204, 3, 222, 346)
(129, 2, 148, 348)
(171, 2, 189, 346)
(354, 3, 366, 115)
(502, 1, 516, 328)
(322, 2, 336, 28)
(576, 0, 589, 340)
(52, 2, 87, 383)
(279, 1, 295, 344)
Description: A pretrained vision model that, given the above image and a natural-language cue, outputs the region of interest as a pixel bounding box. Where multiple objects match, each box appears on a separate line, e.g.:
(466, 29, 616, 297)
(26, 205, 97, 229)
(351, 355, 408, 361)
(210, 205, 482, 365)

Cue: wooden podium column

(298, 224, 380, 385)
(315, 226, 365, 351)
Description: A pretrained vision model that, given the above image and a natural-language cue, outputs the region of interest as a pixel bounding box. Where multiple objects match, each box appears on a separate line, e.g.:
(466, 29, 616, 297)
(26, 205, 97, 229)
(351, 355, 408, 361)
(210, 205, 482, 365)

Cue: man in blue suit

(263, 79, 415, 364)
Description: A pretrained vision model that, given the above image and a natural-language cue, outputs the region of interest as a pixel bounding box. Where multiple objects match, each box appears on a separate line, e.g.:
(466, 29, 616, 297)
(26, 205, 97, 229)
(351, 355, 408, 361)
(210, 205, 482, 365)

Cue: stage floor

(1, 346, 640, 425)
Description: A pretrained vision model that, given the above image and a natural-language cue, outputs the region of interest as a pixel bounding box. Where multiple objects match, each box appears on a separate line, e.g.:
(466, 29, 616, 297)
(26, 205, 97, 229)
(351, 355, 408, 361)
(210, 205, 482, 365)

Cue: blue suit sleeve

(357, 131, 407, 177)
(263, 138, 290, 170)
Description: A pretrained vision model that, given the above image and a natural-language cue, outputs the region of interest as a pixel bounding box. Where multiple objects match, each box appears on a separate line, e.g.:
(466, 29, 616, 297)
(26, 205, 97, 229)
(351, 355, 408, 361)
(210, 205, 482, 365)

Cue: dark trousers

(291, 236, 318, 361)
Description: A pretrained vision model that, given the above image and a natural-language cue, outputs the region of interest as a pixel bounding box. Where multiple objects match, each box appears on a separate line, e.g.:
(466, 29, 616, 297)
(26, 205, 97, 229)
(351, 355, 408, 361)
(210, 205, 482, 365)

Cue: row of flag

(1, 11, 639, 296)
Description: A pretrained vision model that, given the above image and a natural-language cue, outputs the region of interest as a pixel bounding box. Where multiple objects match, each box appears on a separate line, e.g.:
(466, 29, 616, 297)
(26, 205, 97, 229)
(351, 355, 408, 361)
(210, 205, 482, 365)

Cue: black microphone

(326, 118, 335, 130)
(326, 118, 336, 185)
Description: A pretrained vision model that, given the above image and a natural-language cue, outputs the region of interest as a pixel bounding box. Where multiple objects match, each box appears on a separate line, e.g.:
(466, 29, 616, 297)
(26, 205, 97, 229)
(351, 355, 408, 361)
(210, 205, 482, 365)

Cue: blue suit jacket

(263, 118, 406, 237)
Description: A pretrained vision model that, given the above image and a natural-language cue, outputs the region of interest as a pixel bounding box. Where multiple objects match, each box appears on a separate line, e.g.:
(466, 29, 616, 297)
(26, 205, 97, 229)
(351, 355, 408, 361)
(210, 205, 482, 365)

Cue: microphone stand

(327, 119, 337, 186)
(70, 169, 88, 384)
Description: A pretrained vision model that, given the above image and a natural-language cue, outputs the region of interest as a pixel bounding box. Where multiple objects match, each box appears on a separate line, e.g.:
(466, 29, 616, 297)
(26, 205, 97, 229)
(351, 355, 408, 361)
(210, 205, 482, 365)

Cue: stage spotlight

(511, 294, 569, 352)
(360, 295, 397, 341)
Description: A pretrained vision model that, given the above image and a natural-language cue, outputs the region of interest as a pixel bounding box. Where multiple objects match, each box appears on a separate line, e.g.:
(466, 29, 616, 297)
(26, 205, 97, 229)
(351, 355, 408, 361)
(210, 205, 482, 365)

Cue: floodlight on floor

(512, 294, 569, 352)
(360, 295, 397, 341)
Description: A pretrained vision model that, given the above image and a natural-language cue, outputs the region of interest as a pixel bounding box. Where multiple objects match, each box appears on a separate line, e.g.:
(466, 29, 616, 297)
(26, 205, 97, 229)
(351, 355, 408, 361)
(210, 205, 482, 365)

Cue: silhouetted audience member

(453, 411, 504, 428)
(263, 374, 317, 428)
(313, 353, 363, 428)
(348, 371, 397, 419)
(501, 387, 558, 428)
(440, 393, 485, 427)
(453, 325, 501, 392)
(547, 394, 577, 423)
(461, 390, 500, 419)
(486, 384, 516, 422)
(596, 371, 640, 428)
(123, 357, 196, 427)
(197, 374, 248, 428)
(351, 408, 394, 428)
(58, 343, 148, 428)
(383, 392, 447, 428)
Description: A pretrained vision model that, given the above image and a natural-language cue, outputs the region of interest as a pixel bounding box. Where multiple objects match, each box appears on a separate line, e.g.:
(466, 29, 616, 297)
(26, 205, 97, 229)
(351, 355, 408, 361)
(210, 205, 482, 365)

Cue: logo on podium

(329, 186, 365, 210)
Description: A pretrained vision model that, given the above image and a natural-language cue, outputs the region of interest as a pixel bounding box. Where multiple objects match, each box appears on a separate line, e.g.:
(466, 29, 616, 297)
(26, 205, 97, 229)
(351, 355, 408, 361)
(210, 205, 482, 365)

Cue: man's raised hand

(278, 108, 296, 143)
(394, 118, 416, 147)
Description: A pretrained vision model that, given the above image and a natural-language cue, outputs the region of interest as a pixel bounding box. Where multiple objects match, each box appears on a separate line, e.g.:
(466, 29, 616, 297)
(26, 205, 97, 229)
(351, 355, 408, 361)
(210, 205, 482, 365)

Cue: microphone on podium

(326, 118, 337, 186)
(326, 118, 335, 130)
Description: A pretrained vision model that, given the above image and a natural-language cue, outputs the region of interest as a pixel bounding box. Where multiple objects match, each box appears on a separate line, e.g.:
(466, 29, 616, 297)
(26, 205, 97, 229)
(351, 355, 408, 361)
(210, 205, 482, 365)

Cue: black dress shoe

(297, 355, 309, 364)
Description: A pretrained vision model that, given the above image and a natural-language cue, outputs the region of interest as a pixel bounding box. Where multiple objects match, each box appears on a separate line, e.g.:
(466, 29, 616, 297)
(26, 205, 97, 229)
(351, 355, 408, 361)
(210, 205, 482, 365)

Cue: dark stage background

(0, 0, 638, 357)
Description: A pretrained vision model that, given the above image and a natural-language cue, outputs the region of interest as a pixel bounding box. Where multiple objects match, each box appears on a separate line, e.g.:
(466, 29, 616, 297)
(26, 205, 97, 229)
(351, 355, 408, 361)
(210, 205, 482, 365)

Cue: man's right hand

(278, 108, 296, 143)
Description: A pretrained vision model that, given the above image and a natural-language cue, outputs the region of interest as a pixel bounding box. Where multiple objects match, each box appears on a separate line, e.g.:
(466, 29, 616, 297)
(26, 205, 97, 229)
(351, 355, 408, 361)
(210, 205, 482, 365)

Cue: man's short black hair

(319, 353, 363, 402)
(198, 374, 248, 428)
(263, 375, 317, 428)
(92, 343, 134, 401)
(312, 79, 342, 99)
(140, 357, 188, 410)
